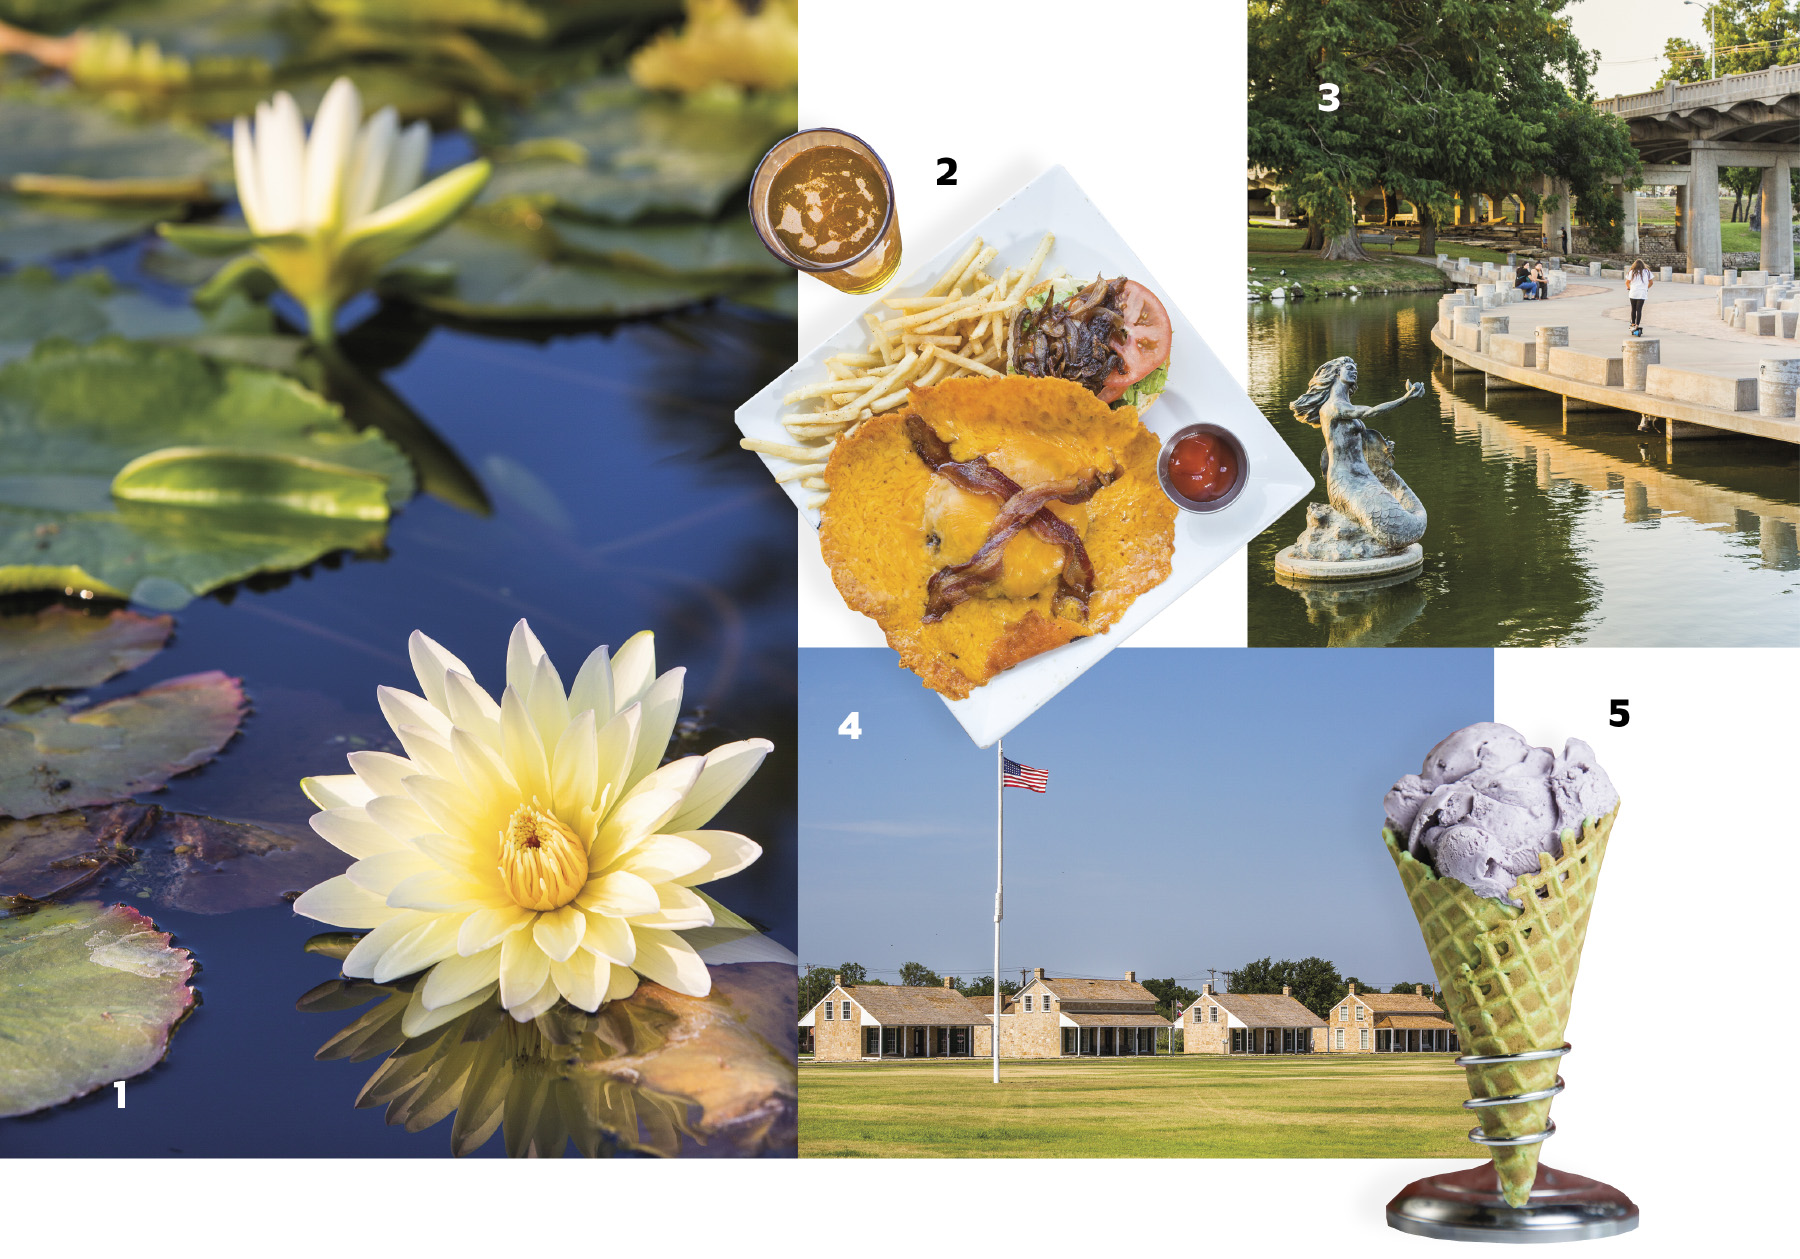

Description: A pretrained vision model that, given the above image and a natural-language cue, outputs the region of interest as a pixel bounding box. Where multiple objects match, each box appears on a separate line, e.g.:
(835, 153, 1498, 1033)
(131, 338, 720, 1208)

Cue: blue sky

(800, 648, 1493, 990)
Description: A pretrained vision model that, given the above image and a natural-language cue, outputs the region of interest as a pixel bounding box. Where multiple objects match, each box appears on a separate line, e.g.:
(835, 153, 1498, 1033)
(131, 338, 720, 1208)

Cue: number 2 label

(937, 158, 957, 185)
(838, 712, 862, 740)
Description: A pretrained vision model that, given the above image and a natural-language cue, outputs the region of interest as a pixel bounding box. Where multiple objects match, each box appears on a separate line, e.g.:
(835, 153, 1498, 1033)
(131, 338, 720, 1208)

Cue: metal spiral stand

(1386, 1043, 1641, 1243)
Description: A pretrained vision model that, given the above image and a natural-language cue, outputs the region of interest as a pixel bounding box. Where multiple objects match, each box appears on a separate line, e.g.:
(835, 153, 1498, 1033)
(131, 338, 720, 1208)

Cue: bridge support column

(1620, 184, 1639, 253)
(1689, 149, 1723, 275)
(1674, 184, 1688, 255)
(1763, 158, 1794, 279)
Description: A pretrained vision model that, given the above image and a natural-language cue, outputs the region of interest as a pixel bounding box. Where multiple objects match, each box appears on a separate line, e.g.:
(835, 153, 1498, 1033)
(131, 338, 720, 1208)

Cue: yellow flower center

(498, 804, 588, 912)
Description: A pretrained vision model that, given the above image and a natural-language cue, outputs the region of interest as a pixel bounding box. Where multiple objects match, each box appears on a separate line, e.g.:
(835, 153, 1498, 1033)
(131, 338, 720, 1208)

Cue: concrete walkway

(1433, 270, 1800, 445)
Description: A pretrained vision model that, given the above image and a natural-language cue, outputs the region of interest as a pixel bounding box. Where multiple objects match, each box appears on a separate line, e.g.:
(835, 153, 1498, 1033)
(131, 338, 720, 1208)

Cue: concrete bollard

(1735, 297, 1762, 325)
(1693, 268, 1709, 283)
(1754, 310, 1780, 336)
(1660, 266, 1673, 282)
(1505, 287, 1524, 304)
(1744, 271, 1768, 285)
(1458, 257, 1471, 270)
(1723, 268, 1739, 284)
(1757, 359, 1800, 417)
(1453, 304, 1484, 333)
(1437, 252, 1449, 264)
(1506, 252, 1517, 266)
(1476, 283, 1496, 299)
(1782, 311, 1799, 338)
(1481, 314, 1511, 340)
(1535, 325, 1570, 369)
(1622, 338, 1660, 390)
(1588, 261, 1603, 276)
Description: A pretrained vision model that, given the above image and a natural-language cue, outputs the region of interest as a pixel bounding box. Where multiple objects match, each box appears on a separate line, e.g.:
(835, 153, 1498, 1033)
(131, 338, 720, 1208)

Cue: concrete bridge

(1597, 64, 1799, 277)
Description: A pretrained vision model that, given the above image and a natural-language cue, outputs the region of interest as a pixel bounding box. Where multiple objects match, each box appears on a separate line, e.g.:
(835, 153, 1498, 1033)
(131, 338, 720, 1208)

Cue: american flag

(1002, 758, 1048, 792)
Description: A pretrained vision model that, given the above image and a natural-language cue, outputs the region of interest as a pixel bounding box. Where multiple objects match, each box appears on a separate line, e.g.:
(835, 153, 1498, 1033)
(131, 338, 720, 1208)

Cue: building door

(881, 1027, 900, 1055)
(1231, 1027, 1245, 1053)
(910, 1027, 926, 1057)
(865, 1027, 880, 1056)
(1061, 1028, 1077, 1056)
(950, 1026, 970, 1056)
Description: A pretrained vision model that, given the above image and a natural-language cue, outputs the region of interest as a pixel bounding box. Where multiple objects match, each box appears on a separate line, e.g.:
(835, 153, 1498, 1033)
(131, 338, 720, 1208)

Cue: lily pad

(300, 959, 796, 1155)
(0, 338, 413, 603)
(483, 79, 792, 222)
(552, 214, 786, 277)
(0, 802, 155, 901)
(310, 0, 680, 41)
(0, 670, 246, 819)
(0, 268, 220, 366)
(0, 95, 226, 264)
(0, 605, 172, 707)
(0, 900, 196, 1119)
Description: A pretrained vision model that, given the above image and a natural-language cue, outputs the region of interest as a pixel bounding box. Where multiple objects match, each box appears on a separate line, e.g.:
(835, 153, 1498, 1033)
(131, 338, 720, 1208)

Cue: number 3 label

(838, 712, 862, 740)
(1318, 82, 1340, 112)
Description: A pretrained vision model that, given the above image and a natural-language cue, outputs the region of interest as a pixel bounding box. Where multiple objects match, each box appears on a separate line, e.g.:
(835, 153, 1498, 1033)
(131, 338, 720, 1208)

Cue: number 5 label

(838, 712, 862, 740)
(1318, 82, 1340, 112)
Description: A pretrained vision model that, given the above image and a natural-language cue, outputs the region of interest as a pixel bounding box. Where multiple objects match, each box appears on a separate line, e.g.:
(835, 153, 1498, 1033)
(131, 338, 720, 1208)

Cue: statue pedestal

(1274, 544, 1424, 581)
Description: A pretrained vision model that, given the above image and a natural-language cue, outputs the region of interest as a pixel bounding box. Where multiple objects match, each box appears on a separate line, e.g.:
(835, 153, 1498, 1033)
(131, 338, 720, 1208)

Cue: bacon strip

(906, 414, 1111, 623)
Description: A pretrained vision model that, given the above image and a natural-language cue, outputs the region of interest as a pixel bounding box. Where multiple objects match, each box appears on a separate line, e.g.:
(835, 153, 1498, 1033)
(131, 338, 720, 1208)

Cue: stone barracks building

(800, 976, 994, 1060)
(996, 969, 1170, 1057)
(1180, 983, 1326, 1055)
(1323, 983, 1459, 1053)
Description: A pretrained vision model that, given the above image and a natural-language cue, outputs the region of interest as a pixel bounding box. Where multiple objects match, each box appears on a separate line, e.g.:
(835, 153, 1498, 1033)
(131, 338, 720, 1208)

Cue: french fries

(741, 231, 1055, 506)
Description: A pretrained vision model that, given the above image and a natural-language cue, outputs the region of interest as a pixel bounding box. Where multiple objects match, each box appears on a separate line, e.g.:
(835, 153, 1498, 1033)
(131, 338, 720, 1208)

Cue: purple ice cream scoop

(1384, 722, 1618, 903)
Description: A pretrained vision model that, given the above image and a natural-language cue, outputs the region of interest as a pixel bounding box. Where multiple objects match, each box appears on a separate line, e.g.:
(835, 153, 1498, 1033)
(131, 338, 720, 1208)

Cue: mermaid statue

(1276, 356, 1428, 575)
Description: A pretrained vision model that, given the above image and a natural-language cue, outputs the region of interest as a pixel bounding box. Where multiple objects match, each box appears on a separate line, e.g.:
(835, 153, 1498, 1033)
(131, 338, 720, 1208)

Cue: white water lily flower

(294, 620, 770, 1036)
(160, 76, 489, 343)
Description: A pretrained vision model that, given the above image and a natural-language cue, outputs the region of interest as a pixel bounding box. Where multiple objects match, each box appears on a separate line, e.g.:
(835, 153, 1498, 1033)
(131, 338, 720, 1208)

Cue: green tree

(898, 961, 943, 988)
(1660, 0, 1798, 84)
(1249, 0, 1637, 258)
(798, 962, 871, 1014)
(1390, 980, 1438, 999)
(1287, 956, 1348, 1019)
(957, 975, 1020, 999)
(1141, 977, 1200, 1022)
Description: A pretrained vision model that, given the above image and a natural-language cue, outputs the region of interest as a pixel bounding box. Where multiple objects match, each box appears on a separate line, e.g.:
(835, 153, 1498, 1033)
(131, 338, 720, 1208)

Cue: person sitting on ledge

(1531, 261, 1549, 299)
(1515, 260, 1540, 300)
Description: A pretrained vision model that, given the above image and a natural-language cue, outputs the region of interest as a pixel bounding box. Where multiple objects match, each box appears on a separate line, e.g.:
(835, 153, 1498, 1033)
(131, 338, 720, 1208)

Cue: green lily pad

(378, 216, 734, 320)
(483, 79, 793, 222)
(0, 94, 226, 263)
(0, 338, 413, 602)
(88, 0, 301, 68)
(0, 900, 196, 1118)
(0, 268, 215, 365)
(0, 605, 173, 707)
(0, 670, 245, 819)
(551, 214, 785, 278)
(309, 0, 679, 41)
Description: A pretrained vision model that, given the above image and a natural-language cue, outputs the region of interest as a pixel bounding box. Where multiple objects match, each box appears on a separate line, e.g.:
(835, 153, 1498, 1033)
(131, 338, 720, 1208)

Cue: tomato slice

(1097, 280, 1172, 403)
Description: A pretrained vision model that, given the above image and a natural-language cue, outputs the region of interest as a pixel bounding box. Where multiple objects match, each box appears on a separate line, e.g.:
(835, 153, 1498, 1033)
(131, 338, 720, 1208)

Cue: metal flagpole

(993, 737, 1003, 1084)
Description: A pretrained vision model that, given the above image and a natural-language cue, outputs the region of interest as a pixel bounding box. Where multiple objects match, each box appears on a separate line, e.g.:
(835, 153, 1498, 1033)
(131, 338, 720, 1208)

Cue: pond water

(3, 241, 797, 1156)
(1247, 293, 1800, 647)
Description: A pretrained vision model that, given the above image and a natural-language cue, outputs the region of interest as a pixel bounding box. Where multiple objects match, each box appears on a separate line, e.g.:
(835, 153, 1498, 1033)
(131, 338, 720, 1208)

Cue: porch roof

(1062, 1013, 1171, 1028)
(846, 985, 990, 1026)
(1377, 1014, 1456, 1031)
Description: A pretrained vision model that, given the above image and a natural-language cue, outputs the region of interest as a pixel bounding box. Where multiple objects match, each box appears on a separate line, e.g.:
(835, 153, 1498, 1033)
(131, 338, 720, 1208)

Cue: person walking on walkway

(1626, 259, 1653, 335)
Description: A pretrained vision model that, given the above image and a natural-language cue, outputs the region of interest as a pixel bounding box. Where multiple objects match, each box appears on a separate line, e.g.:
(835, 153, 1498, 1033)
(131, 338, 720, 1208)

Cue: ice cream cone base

(1387, 1161, 1639, 1242)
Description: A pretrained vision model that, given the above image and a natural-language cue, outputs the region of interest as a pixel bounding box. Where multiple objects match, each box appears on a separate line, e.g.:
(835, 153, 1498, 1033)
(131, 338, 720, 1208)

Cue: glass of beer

(749, 128, 901, 294)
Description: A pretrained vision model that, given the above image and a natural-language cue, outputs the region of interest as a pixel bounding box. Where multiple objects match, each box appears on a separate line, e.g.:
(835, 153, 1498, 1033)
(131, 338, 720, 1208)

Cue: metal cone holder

(1387, 1042, 1640, 1242)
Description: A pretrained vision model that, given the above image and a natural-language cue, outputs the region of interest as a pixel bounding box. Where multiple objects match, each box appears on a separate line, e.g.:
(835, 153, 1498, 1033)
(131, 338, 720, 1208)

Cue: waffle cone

(1384, 805, 1617, 1207)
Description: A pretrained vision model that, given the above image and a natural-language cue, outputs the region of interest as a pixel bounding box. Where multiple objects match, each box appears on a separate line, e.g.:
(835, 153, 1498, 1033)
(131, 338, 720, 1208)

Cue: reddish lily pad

(0, 802, 156, 901)
(0, 671, 246, 819)
(0, 606, 173, 708)
(0, 900, 196, 1118)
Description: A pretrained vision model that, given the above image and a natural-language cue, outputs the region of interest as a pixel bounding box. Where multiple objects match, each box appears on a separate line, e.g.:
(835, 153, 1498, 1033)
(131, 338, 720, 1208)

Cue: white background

(795, 0, 1248, 649)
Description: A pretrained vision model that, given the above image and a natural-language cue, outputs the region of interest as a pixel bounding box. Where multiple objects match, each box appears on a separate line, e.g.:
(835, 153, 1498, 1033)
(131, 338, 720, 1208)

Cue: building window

(1360, 1029, 1370, 1050)
(1210, 1005, 1218, 1023)
(1339, 1006, 1348, 1022)
(824, 1001, 833, 1020)
(1024, 995, 1033, 1012)
(841, 1000, 851, 1021)
(1336, 1028, 1344, 1050)
(1192, 1008, 1201, 1025)
(864, 1028, 879, 1055)
(1356, 1005, 1364, 1020)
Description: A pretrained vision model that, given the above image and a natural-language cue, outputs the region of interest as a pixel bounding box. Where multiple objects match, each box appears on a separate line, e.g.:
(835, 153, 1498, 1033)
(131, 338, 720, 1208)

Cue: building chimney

(1201, 983, 1212, 995)
(1348, 981, 1357, 994)
(943, 976, 954, 988)
(1282, 985, 1291, 997)
(1126, 970, 1136, 983)
(833, 973, 842, 987)
(1416, 984, 1425, 996)
(1034, 967, 1045, 981)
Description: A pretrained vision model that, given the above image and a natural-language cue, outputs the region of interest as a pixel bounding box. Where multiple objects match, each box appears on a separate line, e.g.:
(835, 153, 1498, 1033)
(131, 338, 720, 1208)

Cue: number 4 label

(838, 712, 862, 740)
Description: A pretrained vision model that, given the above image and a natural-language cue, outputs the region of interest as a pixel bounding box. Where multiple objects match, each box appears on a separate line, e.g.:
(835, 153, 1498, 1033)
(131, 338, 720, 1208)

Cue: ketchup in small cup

(1158, 423, 1247, 512)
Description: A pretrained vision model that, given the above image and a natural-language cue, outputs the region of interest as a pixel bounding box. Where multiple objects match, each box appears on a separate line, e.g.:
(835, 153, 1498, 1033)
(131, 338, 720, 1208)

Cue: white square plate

(734, 165, 1313, 746)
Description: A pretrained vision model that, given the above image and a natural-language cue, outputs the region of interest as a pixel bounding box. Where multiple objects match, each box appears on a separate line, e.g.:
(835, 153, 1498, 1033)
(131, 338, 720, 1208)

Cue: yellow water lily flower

(159, 76, 490, 343)
(294, 620, 769, 1036)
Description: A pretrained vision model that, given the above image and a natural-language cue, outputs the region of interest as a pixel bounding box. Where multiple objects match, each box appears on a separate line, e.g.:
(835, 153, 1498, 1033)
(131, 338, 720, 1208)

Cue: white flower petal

(665, 738, 772, 832)
(619, 833, 710, 884)
(346, 848, 436, 896)
(498, 927, 550, 1010)
(292, 873, 397, 928)
(378, 119, 429, 210)
(232, 116, 265, 233)
(371, 914, 460, 983)
(566, 642, 614, 723)
(402, 981, 494, 1037)
(343, 910, 429, 978)
(377, 684, 453, 741)
(551, 708, 598, 822)
(506, 974, 561, 1023)
(549, 948, 605, 1012)
(577, 869, 659, 918)
(302, 75, 360, 231)
(258, 92, 306, 233)
(671, 829, 762, 887)
(392, 723, 459, 784)
(343, 103, 397, 227)
(301, 772, 374, 810)
(387, 869, 493, 912)
(458, 904, 533, 955)
(626, 667, 684, 790)
(526, 654, 571, 753)
(364, 792, 435, 843)
(592, 703, 640, 821)
(420, 945, 501, 1010)
(443, 669, 502, 750)
(403, 773, 487, 846)
(604, 963, 639, 1003)
(500, 685, 551, 806)
(609, 630, 656, 710)
(591, 785, 684, 867)
(626, 883, 712, 931)
(629, 928, 710, 997)
(408, 629, 471, 715)
(532, 905, 585, 962)
(578, 911, 634, 965)
(347, 749, 417, 799)
(505, 619, 549, 698)
(310, 807, 404, 859)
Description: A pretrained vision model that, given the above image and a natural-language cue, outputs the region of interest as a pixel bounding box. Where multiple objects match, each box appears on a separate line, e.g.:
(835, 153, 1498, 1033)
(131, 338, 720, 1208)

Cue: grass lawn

(1247, 225, 1497, 296)
(800, 1053, 1473, 1158)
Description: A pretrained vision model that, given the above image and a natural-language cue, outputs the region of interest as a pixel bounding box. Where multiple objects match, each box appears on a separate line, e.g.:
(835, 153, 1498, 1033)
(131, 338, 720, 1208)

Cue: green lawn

(800, 1053, 1473, 1158)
